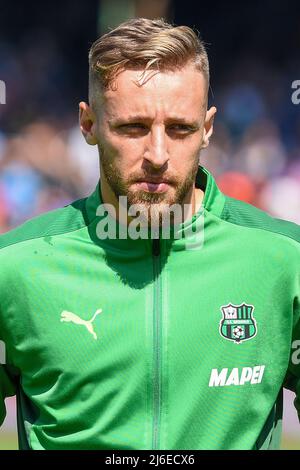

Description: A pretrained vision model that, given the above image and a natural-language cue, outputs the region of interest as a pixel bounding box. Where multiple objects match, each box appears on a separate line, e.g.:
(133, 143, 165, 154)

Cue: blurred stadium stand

(0, 0, 299, 449)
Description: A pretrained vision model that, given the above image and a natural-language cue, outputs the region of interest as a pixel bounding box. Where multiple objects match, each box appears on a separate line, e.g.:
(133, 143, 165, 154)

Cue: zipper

(152, 238, 162, 450)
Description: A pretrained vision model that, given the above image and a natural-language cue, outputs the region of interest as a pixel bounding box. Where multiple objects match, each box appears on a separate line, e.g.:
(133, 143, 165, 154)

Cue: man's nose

(144, 126, 169, 168)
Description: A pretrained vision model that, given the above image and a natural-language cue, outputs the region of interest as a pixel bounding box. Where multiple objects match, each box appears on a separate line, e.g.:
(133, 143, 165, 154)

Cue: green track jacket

(0, 166, 299, 450)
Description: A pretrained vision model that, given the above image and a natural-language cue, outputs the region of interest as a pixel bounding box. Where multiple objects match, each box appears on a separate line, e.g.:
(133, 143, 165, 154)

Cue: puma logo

(60, 309, 102, 340)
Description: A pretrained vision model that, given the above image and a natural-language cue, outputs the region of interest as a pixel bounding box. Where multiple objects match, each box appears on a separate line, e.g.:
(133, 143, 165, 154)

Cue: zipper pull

(152, 238, 160, 256)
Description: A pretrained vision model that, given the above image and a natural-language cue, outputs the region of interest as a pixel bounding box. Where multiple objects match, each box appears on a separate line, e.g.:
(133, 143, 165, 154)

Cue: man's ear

(201, 106, 217, 149)
(79, 101, 98, 145)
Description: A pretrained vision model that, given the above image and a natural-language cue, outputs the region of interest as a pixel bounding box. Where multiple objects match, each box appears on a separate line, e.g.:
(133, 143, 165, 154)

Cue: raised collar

(84, 166, 226, 253)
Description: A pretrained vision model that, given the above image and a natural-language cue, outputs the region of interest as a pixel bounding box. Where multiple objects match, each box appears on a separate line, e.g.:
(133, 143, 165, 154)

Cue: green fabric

(221, 196, 300, 244)
(0, 166, 299, 449)
(221, 195, 300, 424)
(0, 198, 88, 250)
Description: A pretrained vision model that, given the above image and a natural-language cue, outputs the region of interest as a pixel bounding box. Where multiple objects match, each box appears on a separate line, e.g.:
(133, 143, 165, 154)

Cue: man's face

(81, 63, 215, 223)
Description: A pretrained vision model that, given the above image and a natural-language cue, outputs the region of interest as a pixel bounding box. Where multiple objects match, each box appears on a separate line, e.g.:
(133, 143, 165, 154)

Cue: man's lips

(134, 180, 172, 193)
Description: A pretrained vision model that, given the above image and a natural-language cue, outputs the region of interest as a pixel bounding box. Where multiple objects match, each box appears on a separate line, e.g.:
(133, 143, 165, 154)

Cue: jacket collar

(85, 166, 226, 253)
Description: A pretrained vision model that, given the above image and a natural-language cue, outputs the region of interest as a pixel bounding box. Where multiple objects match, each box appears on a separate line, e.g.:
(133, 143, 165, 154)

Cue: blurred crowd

(0, 38, 300, 233)
(202, 56, 300, 224)
(0, 120, 100, 232)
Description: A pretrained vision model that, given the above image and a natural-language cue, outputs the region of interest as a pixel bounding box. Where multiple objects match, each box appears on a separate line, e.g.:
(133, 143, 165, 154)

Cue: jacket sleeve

(284, 296, 300, 420)
(0, 335, 18, 426)
(0, 302, 18, 428)
(0, 363, 16, 426)
(0, 257, 18, 427)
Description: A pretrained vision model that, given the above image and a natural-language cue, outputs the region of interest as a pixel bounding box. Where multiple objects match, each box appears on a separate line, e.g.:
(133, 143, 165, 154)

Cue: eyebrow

(108, 115, 200, 127)
(108, 115, 149, 125)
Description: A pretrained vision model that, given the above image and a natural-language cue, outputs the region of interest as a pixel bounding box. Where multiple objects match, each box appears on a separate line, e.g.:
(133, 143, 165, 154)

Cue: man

(0, 17, 299, 450)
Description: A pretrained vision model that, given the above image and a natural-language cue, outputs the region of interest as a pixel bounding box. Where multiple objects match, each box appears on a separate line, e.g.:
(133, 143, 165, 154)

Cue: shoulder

(0, 196, 88, 253)
(221, 196, 300, 246)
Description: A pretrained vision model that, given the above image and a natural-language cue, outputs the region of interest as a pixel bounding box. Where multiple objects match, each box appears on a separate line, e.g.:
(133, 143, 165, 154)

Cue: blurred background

(0, 0, 299, 449)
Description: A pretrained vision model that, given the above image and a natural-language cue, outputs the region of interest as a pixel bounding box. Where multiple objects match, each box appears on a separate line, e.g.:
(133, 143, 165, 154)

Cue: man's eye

(168, 125, 197, 133)
(120, 123, 146, 130)
(115, 123, 148, 137)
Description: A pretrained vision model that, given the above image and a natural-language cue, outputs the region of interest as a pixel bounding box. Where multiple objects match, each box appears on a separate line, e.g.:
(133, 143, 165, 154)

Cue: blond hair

(88, 18, 209, 103)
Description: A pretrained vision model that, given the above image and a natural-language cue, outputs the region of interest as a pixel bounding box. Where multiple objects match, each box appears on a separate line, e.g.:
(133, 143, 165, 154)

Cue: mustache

(129, 174, 178, 185)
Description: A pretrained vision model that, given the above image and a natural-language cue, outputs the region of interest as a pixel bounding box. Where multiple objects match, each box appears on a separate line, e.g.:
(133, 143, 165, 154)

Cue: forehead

(100, 64, 207, 119)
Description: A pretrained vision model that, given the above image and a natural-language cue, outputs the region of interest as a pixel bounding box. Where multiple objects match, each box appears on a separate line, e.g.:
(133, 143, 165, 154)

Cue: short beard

(100, 148, 200, 228)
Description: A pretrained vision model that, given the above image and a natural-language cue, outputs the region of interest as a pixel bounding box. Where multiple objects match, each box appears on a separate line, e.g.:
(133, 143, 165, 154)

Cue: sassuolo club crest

(219, 303, 257, 344)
